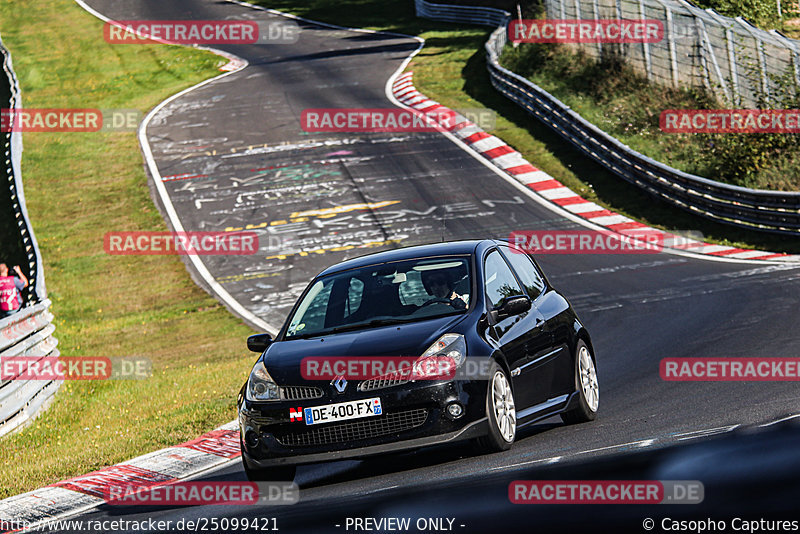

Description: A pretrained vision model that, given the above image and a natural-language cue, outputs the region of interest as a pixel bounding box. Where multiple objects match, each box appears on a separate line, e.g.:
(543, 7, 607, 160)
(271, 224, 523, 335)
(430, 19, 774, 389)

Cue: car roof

(317, 239, 494, 277)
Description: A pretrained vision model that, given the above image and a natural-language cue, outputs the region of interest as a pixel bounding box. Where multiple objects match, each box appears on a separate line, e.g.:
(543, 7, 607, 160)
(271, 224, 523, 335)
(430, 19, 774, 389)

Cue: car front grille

(273, 408, 428, 447)
(358, 373, 409, 391)
(280, 385, 323, 401)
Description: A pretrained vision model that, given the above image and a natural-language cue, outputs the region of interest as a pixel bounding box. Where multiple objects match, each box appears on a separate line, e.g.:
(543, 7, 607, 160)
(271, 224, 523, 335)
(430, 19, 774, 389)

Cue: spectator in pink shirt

(0, 263, 28, 318)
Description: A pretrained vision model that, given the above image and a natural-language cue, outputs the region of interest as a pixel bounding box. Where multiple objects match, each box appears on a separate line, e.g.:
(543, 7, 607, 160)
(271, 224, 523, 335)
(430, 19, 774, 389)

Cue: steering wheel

(419, 297, 454, 308)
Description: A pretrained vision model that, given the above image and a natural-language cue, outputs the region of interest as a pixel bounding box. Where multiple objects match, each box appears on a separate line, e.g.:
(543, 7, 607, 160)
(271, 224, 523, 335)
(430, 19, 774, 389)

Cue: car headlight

(246, 360, 280, 402)
(413, 333, 467, 380)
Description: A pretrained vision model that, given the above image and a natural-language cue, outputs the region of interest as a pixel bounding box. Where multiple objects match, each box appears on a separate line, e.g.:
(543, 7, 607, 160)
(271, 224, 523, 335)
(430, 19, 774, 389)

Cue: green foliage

(690, 0, 794, 28)
(501, 42, 800, 190)
(0, 0, 252, 497)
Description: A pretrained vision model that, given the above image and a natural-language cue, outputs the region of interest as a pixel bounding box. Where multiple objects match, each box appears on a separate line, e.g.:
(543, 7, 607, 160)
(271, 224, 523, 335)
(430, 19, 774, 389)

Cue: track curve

(60, 0, 800, 530)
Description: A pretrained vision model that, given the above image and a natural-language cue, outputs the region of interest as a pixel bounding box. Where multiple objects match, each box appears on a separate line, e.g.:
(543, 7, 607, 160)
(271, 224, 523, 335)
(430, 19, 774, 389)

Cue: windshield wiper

(328, 317, 417, 334)
(287, 318, 416, 339)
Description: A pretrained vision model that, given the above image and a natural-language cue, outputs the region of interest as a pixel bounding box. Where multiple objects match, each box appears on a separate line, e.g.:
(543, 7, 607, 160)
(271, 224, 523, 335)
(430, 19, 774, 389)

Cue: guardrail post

(639, 0, 654, 81)
(592, 0, 602, 54)
(702, 9, 741, 105)
(694, 18, 713, 92)
(769, 29, 800, 100)
(614, 0, 626, 56)
(696, 17, 732, 103)
(736, 17, 770, 103)
(665, 7, 679, 87)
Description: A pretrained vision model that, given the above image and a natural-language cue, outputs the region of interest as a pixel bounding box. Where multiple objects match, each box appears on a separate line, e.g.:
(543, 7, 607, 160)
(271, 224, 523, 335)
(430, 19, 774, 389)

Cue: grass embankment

(2, 0, 796, 497)
(257, 0, 799, 253)
(0, 1, 256, 497)
(501, 45, 800, 192)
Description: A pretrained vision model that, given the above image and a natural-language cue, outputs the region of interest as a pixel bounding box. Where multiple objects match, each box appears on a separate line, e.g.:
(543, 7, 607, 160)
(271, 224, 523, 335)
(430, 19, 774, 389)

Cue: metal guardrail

(415, 0, 509, 26)
(544, 0, 800, 109)
(0, 300, 60, 437)
(1, 35, 59, 436)
(414, 0, 800, 235)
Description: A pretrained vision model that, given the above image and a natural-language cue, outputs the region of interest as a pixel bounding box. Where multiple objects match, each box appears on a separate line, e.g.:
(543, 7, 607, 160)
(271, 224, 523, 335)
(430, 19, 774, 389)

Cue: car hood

(263, 314, 468, 383)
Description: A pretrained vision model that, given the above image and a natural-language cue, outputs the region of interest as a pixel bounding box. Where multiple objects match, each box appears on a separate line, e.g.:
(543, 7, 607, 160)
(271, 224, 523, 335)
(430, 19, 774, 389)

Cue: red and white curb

(214, 50, 248, 72)
(393, 72, 800, 263)
(0, 420, 240, 532)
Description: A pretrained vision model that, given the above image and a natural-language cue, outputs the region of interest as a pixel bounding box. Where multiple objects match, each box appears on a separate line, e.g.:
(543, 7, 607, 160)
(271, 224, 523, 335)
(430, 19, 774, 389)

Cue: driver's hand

(449, 293, 466, 310)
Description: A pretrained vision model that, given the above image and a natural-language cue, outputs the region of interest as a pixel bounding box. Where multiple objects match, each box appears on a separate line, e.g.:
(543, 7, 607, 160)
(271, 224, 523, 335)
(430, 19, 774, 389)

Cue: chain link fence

(414, 0, 800, 234)
(543, 0, 800, 107)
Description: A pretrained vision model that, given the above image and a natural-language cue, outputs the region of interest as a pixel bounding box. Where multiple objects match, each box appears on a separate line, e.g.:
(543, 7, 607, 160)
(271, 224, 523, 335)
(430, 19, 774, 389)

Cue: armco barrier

(414, 0, 800, 236)
(0, 300, 60, 437)
(1, 34, 59, 436)
(543, 0, 800, 109)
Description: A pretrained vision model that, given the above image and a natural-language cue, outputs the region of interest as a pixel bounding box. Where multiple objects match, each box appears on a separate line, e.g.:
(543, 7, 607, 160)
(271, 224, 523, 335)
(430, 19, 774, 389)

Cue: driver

(421, 269, 468, 310)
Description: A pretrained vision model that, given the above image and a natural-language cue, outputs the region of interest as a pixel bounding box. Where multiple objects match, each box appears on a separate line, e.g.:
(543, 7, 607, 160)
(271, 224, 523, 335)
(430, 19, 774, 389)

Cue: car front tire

(476, 363, 516, 452)
(561, 339, 599, 424)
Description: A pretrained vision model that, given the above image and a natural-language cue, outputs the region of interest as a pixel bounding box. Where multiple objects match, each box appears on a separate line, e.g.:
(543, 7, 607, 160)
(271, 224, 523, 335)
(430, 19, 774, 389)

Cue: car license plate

(304, 397, 382, 425)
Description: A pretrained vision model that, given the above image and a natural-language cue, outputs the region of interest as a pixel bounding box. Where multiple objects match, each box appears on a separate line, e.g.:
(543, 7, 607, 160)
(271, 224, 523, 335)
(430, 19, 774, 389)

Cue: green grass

(256, 0, 800, 253)
(1, 0, 797, 498)
(691, 0, 798, 33)
(500, 44, 800, 192)
(0, 0, 256, 497)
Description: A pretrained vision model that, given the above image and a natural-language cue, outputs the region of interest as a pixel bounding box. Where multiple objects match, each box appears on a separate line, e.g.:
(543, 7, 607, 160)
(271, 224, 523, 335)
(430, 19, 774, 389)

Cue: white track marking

(75, 0, 278, 334)
(388, 79, 800, 266)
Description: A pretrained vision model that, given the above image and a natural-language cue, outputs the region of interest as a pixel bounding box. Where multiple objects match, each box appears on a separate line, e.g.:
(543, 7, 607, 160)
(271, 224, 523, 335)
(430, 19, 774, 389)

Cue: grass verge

(500, 44, 800, 192)
(2, 0, 797, 498)
(0, 0, 255, 497)
(255, 0, 800, 254)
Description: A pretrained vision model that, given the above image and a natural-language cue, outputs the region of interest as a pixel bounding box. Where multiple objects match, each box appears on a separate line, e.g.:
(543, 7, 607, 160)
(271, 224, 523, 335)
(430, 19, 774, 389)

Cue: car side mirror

(247, 333, 273, 353)
(497, 295, 531, 319)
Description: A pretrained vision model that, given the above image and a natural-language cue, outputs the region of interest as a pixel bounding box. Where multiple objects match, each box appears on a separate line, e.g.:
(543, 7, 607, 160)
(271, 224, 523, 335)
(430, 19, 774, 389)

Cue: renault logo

(331, 375, 348, 394)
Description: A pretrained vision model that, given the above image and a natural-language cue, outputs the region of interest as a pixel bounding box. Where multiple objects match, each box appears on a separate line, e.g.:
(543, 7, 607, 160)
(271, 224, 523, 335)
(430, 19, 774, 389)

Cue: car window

(499, 244, 545, 299)
(344, 278, 364, 318)
(484, 250, 524, 309)
(398, 270, 428, 306)
(285, 256, 472, 339)
(286, 280, 332, 336)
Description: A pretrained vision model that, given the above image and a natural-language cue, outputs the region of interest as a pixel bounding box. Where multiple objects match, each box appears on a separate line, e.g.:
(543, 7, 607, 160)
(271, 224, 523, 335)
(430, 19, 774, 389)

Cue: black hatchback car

(238, 240, 598, 480)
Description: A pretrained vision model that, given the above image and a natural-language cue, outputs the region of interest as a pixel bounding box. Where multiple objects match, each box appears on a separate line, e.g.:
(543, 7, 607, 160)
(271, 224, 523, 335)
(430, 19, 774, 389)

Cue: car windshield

(284, 256, 472, 339)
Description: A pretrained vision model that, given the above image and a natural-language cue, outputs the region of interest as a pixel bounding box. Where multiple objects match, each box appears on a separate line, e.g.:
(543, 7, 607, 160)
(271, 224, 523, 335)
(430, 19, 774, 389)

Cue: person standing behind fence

(0, 263, 28, 318)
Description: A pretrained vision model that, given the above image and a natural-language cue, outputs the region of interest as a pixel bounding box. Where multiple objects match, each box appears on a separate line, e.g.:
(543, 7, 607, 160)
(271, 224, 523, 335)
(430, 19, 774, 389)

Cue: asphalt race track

(56, 0, 800, 531)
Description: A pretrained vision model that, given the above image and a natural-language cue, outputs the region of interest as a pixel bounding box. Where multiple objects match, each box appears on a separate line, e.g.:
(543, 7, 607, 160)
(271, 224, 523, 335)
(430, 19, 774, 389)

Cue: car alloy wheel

(491, 369, 516, 443)
(578, 345, 599, 412)
(561, 340, 599, 424)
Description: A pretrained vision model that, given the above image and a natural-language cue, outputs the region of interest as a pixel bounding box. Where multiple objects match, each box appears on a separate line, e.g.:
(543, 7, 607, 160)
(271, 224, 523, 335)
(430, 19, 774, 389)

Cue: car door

(499, 244, 567, 409)
(482, 249, 548, 411)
